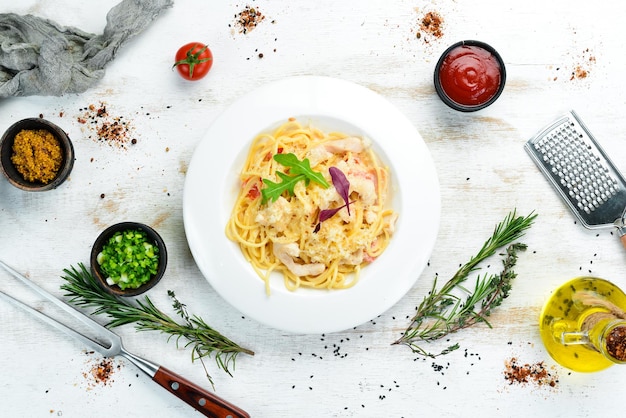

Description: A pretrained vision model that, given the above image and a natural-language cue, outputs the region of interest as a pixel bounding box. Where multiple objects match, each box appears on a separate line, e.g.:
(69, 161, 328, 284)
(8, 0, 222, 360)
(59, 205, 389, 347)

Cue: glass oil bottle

(539, 277, 626, 372)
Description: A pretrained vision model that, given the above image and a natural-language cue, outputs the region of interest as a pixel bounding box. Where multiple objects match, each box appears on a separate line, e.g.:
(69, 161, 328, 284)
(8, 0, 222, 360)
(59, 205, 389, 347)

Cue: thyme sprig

(60, 263, 254, 386)
(393, 210, 537, 358)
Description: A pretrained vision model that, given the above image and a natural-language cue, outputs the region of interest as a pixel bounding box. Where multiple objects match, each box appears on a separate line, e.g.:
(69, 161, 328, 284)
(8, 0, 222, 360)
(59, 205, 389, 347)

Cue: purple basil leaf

(319, 206, 344, 223)
(329, 167, 351, 215)
(315, 200, 357, 232)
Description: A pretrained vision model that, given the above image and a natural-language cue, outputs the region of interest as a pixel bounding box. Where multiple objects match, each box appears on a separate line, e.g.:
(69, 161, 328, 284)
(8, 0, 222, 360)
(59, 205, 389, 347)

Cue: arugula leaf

(261, 172, 306, 204)
(273, 153, 330, 188)
(260, 153, 330, 204)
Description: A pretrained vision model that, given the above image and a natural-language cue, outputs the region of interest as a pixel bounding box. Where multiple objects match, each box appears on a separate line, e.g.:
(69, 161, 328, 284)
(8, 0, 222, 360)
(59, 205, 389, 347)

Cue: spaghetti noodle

(225, 118, 397, 294)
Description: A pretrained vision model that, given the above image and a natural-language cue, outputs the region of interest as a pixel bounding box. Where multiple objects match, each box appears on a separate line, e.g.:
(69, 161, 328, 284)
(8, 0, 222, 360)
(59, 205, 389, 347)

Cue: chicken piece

(332, 157, 378, 206)
(349, 173, 377, 206)
(307, 145, 333, 167)
(323, 137, 364, 153)
(364, 209, 378, 224)
(384, 212, 399, 234)
(307, 136, 364, 167)
(273, 242, 326, 277)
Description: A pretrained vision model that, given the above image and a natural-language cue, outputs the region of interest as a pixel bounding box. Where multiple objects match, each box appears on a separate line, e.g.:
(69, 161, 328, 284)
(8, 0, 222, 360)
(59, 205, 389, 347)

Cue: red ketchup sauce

(438, 45, 502, 106)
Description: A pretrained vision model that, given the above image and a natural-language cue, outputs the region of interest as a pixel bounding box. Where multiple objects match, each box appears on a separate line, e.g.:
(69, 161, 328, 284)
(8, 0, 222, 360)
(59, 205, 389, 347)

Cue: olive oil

(539, 277, 626, 372)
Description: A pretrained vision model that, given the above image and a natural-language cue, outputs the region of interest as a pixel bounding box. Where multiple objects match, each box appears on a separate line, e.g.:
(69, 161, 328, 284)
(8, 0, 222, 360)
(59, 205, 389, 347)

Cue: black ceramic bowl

(90, 222, 168, 297)
(0, 118, 75, 191)
(434, 40, 506, 112)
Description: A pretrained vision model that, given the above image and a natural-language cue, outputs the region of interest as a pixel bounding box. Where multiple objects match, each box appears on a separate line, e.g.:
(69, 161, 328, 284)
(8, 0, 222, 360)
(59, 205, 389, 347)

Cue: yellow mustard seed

(11, 129, 62, 184)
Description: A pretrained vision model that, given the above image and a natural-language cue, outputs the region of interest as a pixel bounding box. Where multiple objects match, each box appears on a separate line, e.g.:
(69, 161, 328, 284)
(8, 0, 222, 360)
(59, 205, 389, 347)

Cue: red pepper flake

(234, 5, 266, 34)
(246, 182, 261, 200)
(552, 41, 596, 82)
(81, 353, 121, 388)
(92, 358, 115, 384)
(416, 10, 444, 41)
(571, 66, 588, 80)
(568, 48, 595, 80)
(503, 357, 559, 387)
(77, 102, 134, 150)
(605, 325, 626, 361)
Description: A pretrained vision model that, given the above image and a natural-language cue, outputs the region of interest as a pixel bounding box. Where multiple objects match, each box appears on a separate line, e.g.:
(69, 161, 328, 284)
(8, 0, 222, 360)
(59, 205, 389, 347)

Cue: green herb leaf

(260, 153, 330, 204)
(393, 210, 537, 358)
(261, 172, 306, 204)
(60, 263, 254, 386)
(273, 153, 330, 188)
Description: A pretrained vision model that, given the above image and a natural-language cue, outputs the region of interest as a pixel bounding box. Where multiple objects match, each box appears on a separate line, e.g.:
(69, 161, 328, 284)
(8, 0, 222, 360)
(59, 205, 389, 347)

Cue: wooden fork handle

(153, 366, 250, 418)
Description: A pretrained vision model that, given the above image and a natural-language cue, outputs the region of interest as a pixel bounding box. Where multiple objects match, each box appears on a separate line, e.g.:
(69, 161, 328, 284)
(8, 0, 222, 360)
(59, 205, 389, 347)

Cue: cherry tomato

(173, 43, 213, 81)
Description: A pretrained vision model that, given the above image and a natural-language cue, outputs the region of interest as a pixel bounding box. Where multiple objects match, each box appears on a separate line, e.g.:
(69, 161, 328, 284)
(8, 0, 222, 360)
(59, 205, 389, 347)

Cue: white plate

(183, 76, 440, 334)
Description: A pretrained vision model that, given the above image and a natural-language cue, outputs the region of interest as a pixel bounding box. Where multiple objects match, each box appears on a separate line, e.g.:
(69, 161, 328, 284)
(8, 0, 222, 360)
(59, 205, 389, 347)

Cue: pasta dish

(226, 118, 397, 294)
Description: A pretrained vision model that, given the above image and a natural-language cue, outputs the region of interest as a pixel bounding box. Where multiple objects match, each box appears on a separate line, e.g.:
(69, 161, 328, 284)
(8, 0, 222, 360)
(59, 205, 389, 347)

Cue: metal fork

(0, 260, 249, 418)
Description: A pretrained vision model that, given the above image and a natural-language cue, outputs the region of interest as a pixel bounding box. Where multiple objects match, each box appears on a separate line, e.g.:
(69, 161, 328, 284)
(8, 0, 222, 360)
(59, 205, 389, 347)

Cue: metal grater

(525, 110, 626, 236)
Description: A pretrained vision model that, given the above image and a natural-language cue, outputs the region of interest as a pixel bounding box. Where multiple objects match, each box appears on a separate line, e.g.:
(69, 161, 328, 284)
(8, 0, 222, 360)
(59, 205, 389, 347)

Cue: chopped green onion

(97, 229, 160, 290)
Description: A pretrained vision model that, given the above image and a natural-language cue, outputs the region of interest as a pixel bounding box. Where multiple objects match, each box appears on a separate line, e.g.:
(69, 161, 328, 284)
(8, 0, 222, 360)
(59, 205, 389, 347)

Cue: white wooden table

(2, 1, 626, 416)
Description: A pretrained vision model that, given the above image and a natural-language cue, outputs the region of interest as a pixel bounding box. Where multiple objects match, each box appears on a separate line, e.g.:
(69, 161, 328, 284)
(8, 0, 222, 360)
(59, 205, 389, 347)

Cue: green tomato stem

(173, 44, 212, 78)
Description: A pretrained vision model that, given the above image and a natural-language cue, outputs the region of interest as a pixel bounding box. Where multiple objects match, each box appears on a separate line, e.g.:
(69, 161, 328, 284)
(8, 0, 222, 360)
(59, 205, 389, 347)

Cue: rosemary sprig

(393, 210, 537, 357)
(60, 263, 254, 386)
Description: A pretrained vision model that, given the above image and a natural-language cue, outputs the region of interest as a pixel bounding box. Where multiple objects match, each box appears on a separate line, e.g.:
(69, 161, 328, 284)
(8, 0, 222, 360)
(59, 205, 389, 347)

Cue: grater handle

(615, 219, 626, 249)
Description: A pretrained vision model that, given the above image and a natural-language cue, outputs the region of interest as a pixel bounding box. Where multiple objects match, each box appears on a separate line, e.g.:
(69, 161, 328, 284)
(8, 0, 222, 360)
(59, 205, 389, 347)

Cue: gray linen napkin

(0, 0, 173, 98)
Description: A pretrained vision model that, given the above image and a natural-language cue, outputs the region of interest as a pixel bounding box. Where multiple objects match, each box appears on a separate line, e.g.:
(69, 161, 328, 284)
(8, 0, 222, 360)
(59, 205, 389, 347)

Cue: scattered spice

(571, 64, 589, 80)
(230, 6, 278, 60)
(503, 357, 558, 387)
(234, 5, 265, 34)
(92, 358, 116, 385)
(81, 352, 121, 388)
(605, 325, 626, 361)
(77, 102, 134, 149)
(569, 48, 596, 81)
(417, 10, 444, 41)
(552, 42, 596, 82)
(11, 129, 62, 183)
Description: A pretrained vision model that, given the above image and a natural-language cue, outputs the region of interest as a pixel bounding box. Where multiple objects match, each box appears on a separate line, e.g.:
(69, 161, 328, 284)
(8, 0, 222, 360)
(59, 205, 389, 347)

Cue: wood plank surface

(1, 1, 626, 417)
